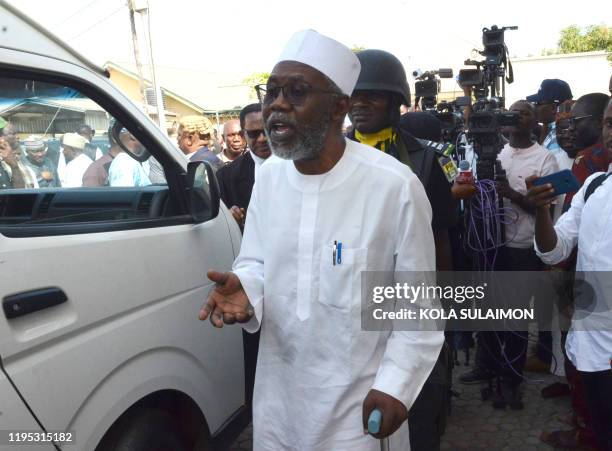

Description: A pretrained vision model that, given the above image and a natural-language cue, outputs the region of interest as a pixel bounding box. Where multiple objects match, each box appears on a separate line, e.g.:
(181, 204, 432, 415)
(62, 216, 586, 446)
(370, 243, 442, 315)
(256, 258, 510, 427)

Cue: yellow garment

(355, 127, 394, 152)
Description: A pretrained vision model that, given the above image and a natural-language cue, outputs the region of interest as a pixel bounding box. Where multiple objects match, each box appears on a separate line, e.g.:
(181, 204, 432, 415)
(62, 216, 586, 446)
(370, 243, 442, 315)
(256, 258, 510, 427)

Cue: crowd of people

(199, 31, 612, 451)
(0, 111, 258, 190)
(1, 28, 611, 451)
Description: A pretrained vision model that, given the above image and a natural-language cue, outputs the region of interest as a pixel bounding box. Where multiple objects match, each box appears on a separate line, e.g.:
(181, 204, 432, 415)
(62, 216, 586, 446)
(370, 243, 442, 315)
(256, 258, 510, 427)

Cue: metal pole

(139, 2, 166, 134)
(127, 0, 148, 116)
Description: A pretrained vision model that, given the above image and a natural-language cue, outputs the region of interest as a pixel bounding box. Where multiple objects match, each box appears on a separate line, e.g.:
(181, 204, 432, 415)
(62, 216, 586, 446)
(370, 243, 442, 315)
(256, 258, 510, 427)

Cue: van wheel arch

(95, 390, 211, 451)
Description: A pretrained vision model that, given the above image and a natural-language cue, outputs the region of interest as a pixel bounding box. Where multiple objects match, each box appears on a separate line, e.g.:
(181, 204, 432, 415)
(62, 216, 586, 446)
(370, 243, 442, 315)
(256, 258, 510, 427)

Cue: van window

(0, 75, 193, 234)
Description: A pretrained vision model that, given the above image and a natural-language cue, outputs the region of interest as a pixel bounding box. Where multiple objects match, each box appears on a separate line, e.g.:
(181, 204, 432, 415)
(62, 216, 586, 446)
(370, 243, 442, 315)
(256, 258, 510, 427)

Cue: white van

(0, 2, 252, 450)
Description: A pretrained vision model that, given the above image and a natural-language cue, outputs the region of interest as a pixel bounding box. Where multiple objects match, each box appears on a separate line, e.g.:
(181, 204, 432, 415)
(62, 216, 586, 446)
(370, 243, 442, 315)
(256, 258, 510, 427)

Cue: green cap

(0, 116, 7, 130)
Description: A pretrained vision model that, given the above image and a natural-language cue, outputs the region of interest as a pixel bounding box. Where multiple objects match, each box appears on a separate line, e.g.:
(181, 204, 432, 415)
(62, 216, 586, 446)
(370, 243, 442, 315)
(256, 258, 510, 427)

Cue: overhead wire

(52, 0, 103, 28)
(66, 4, 125, 42)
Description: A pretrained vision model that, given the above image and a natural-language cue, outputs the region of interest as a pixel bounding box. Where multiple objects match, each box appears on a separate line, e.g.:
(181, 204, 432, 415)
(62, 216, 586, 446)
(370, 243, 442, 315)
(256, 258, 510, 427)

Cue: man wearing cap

(200, 30, 443, 450)
(60, 132, 92, 187)
(524, 79, 573, 375)
(527, 79, 573, 154)
(177, 115, 223, 171)
(22, 136, 60, 188)
(78, 124, 103, 161)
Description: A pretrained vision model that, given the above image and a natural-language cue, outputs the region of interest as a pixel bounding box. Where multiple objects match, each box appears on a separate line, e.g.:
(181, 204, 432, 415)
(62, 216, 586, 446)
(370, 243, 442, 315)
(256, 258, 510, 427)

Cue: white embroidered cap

(276, 29, 361, 96)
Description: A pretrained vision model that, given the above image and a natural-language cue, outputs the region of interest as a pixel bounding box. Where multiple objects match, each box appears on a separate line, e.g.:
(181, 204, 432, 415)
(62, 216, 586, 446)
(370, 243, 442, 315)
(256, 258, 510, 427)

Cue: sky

(6, 0, 608, 108)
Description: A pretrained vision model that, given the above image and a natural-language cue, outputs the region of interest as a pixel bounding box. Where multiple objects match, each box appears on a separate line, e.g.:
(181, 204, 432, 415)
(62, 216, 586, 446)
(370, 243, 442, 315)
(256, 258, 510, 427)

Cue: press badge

(438, 155, 458, 183)
(421, 140, 459, 184)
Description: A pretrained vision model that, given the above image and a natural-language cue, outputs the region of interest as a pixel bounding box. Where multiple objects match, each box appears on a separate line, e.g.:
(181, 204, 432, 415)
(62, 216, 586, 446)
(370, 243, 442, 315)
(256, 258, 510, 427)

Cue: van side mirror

(187, 160, 220, 222)
(112, 121, 151, 162)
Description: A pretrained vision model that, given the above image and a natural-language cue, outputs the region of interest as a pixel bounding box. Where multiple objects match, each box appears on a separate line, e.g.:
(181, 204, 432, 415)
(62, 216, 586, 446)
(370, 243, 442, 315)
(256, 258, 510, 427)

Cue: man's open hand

(199, 270, 253, 328)
(362, 389, 409, 439)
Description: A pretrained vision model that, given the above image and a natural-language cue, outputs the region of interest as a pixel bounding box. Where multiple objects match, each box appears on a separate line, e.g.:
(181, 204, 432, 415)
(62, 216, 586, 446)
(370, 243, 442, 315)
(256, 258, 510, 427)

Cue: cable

(465, 179, 519, 271)
(52, 0, 103, 28)
(66, 5, 125, 42)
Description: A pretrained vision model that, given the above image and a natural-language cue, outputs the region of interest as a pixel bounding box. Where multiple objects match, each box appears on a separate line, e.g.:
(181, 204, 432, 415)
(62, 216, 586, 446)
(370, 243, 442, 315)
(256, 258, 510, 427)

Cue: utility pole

(138, 1, 166, 134)
(129, 0, 167, 135)
(127, 0, 148, 116)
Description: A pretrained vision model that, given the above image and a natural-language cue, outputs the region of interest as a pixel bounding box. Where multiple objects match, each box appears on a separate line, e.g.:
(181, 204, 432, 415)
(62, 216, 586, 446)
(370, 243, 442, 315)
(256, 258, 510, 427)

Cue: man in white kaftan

(200, 30, 444, 451)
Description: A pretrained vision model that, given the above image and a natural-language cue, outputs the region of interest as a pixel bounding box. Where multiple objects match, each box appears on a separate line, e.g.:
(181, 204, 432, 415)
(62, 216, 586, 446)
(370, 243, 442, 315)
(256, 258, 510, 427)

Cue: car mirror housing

(112, 121, 151, 162)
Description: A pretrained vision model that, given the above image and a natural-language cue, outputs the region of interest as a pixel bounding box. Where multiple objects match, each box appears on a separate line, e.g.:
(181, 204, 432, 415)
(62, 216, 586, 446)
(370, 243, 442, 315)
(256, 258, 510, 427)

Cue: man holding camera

(473, 100, 559, 408)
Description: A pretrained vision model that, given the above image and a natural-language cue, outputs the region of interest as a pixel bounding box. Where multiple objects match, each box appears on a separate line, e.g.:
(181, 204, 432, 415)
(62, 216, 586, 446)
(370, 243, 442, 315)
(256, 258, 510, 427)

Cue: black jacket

(216, 151, 255, 210)
(347, 128, 456, 230)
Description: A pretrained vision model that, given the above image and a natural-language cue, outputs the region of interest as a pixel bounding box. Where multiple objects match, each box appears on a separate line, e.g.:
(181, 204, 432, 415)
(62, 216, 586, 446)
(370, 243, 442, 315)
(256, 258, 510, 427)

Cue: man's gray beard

(266, 108, 332, 161)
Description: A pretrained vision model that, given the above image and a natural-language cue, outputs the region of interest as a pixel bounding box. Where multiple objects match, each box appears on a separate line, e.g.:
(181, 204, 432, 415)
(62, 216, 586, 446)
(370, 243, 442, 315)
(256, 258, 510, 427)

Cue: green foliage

(557, 24, 612, 62)
(351, 45, 366, 53)
(243, 72, 270, 87)
(243, 72, 270, 100)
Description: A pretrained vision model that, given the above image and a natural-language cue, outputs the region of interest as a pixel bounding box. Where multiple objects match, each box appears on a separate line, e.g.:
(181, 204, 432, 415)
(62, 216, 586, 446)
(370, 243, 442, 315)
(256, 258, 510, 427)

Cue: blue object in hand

(368, 409, 383, 434)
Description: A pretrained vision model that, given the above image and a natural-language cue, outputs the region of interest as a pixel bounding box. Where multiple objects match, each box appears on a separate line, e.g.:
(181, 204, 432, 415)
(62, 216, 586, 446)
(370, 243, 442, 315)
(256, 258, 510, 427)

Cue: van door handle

(3, 287, 68, 319)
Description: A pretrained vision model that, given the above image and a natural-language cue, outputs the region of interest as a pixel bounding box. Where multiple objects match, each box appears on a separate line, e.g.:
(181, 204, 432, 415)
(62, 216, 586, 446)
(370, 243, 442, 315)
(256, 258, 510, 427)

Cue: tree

(242, 72, 270, 100)
(556, 24, 612, 61)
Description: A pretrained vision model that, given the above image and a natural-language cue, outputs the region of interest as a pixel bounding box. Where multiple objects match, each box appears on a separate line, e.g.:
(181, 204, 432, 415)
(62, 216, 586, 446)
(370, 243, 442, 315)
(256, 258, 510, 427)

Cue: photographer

(466, 100, 559, 408)
(526, 96, 612, 451)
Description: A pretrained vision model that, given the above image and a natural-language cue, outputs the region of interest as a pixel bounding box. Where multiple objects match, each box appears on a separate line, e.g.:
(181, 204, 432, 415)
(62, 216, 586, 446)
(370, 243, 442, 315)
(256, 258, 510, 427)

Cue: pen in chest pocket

(333, 241, 337, 266)
(331, 241, 343, 266)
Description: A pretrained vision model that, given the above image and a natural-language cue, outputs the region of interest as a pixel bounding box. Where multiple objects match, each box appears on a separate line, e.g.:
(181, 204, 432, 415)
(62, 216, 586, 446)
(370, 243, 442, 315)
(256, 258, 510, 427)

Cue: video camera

(457, 25, 518, 181)
(435, 100, 464, 144)
(413, 68, 453, 111)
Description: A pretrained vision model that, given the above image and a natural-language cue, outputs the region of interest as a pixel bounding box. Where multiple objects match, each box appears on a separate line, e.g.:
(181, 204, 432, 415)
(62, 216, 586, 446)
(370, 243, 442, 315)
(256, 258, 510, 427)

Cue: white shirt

(108, 152, 151, 187)
(57, 146, 102, 184)
(498, 142, 559, 248)
(233, 139, 444, 450)
(249, 150, 266, 181)
(219, 151, 233, 163)
(61, 153, 93, 188)
(552, 151, 575, 223)
(535, 169, 612, 372)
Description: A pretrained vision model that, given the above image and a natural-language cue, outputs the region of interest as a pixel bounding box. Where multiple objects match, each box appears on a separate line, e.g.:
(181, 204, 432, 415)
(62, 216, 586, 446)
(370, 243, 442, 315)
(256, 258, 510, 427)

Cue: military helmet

(354, 49, 411, 106)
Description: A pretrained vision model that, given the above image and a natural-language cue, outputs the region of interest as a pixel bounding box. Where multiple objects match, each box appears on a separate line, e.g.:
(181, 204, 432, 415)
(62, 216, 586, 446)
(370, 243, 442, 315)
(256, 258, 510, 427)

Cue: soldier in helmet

(348, 49, 456, 271)
(348, 49, 456, 451)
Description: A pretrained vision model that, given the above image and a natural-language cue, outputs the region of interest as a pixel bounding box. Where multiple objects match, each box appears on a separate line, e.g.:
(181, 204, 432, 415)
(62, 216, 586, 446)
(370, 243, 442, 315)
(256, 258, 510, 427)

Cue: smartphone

(532, 169, 580, 195)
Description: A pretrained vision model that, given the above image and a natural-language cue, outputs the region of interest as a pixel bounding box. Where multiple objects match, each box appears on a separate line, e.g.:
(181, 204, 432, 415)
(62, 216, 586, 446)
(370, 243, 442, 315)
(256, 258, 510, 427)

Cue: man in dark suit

(215, 103, 271, 407)
(217, 103, 271, 230)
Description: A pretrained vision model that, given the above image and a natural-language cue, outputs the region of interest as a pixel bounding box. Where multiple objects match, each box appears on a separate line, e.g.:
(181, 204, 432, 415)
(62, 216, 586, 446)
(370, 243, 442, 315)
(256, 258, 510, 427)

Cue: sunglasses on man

(244, 129, 266, 139)
(568, 114, 594, 128)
